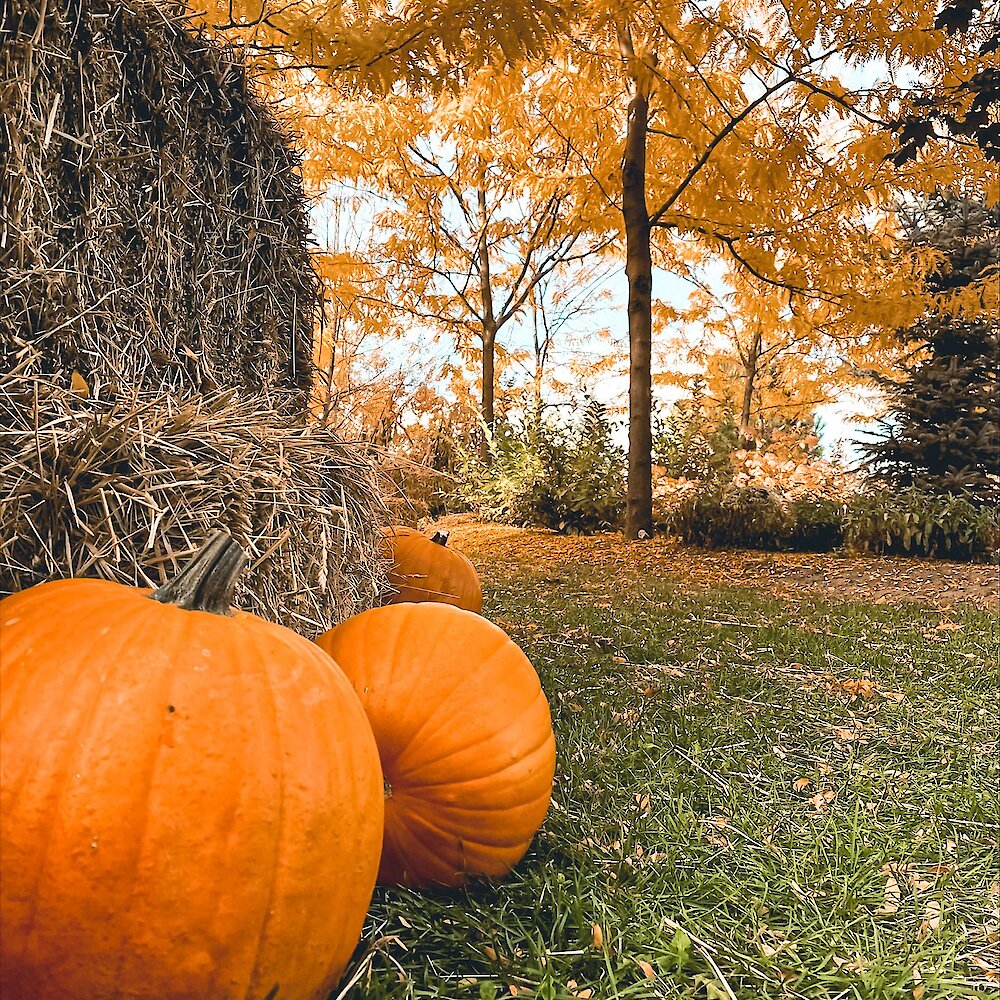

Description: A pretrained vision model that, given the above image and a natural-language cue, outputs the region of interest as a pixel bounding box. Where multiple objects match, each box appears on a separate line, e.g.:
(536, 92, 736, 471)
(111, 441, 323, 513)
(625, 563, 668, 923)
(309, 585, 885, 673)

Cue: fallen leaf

(637, 960, 656, 979)
(832, 955, 862, 972)
(877, 873, 902, 914)
(70, 370, 90, 397)
(792, 777, 812, 793)
(832, 678, 877, 698)
(918, 900, 941, 940)
(591, 923, 603, 949)
(808, 789, 837, 810)
(969, 955, 1000, 980)
(484, 946, 498, 962)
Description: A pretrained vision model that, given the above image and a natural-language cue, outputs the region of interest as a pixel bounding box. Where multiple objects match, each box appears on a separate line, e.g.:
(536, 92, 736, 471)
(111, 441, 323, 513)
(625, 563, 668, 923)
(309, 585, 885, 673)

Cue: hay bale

(0, 372, 389, 631)
(1, 0, 318, 402)
(0, 2, 394, 621)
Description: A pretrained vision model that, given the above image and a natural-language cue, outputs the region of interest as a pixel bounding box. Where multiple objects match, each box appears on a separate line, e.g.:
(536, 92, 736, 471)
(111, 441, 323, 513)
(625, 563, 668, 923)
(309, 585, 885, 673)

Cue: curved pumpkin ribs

(316, 602, 556, 889)
(380, 525, 484, 613)
(0, 531, 384, 1000)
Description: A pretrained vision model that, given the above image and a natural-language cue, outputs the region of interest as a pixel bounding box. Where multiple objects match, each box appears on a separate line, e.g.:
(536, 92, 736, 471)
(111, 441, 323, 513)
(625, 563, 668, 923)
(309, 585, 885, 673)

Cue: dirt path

(438, 516, 999, 610)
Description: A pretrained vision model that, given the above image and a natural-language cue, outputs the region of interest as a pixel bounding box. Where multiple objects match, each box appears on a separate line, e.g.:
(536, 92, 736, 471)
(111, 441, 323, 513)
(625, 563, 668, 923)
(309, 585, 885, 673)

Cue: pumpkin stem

(430, 530, 450, 547)
(150, 530, 246, 615)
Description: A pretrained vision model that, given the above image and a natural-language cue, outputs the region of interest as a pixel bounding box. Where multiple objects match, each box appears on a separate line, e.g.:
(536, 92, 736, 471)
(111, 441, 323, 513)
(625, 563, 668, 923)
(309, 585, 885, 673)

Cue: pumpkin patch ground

(331, 522, 997, 999)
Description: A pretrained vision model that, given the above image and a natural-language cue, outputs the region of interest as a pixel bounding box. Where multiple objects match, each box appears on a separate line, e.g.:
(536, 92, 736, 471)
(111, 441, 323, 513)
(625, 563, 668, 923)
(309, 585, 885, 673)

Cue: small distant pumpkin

(316, 603, 555, 889)
(0, 531, 384, 1000)
(381, 526, 483, 613)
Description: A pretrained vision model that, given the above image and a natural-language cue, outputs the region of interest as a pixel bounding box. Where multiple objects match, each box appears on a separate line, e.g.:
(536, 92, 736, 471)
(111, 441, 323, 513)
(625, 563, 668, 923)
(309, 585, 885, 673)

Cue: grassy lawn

(341, 528, 998, 1000)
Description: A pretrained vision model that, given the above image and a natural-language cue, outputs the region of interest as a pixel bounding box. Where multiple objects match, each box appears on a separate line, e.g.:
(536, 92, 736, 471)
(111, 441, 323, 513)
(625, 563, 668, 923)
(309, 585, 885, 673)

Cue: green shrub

(845, 489, 1000, 562)
(669, 486, 845, 551)
(460, 399, 625, 534)
(653, 401, 738, 482)
(784, 495, 846, 551)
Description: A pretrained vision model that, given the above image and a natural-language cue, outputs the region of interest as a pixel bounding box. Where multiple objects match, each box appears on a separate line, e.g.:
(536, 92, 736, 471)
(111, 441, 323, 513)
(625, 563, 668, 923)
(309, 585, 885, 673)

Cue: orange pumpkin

(316, 603, 555, 888)
(381, 526, 483, 613)
(0, 531, 384, 1000)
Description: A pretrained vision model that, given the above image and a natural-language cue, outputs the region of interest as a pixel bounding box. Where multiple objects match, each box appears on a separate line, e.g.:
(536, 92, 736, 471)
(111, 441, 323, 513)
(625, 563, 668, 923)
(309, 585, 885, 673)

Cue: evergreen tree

(863, 196, 999, 503)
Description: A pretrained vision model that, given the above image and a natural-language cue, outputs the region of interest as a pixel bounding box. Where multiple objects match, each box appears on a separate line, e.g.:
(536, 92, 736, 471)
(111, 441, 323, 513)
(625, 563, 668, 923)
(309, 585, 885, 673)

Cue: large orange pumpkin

(381, 526, 483, 613)
(0, 531, 384, 1000)
(315, 603, 555, 888)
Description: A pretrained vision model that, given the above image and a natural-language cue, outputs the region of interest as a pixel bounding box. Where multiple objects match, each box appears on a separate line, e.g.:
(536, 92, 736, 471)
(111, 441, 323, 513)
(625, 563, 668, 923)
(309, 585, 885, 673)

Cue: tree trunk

(738, 328, 763, 446)
(623, 86, 654, 540)
(481, 328, 497, 462)
(478, 185, 498, 463)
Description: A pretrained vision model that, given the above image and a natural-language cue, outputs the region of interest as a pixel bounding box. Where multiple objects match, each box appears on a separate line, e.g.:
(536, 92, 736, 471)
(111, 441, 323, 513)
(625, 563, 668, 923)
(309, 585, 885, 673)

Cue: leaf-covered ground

(340, 523, 998, 1000)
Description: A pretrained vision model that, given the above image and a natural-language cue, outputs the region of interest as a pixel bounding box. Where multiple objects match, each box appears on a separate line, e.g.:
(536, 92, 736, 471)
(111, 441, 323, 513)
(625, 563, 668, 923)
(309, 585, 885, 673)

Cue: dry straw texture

(1, 0, 315, 400)
(0, 373, 388, 632)
(1, 0, 389, 626)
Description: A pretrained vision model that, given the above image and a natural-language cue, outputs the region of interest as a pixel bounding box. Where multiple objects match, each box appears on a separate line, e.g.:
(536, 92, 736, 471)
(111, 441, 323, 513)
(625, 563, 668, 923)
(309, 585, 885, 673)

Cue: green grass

(339, 543, 998, 1000)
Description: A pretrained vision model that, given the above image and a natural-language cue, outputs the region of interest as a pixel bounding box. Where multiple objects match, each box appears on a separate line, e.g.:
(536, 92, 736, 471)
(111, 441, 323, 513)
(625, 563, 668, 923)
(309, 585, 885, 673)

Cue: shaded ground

(440, 516, 999, 610)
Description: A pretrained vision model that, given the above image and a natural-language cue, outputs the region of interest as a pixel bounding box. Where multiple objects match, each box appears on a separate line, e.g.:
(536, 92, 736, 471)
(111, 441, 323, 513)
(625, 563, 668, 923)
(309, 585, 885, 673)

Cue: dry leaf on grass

(637, 960, 656, 979)
(918, 900, 942, 940)
(830, 678, 878, 698)
(969, 955, 1000, 980)
(877, 873, 902, 914)
(808, 789, 837, 810)
(831, 955, 863, 973)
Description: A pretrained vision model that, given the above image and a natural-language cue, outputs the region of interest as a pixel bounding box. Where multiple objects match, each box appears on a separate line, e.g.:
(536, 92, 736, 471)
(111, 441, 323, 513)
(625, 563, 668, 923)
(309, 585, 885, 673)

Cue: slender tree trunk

(623, 86, 654, 540)
(738, 328, 763, 445)
(531, 302, 546, 414)
(478, 186, 498, 463)
(481, 328, 497, 461)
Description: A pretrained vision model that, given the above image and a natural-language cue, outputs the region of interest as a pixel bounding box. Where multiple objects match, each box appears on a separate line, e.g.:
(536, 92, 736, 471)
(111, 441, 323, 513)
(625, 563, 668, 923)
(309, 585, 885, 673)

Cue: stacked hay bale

(1, 0, 387, 630)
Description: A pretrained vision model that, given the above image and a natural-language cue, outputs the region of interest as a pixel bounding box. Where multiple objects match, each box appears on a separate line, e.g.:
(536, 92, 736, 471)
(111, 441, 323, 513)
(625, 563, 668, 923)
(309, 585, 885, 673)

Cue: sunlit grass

(339, 535, 998, 1000)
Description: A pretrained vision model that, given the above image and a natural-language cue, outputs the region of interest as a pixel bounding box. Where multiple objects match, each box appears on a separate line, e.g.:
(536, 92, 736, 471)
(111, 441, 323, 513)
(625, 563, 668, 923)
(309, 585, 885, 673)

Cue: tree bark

(478, 186, 498, 462)
(480, 328, 497, 461)
(738, 328, 763, 445)
(623, 86, 654, 540)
